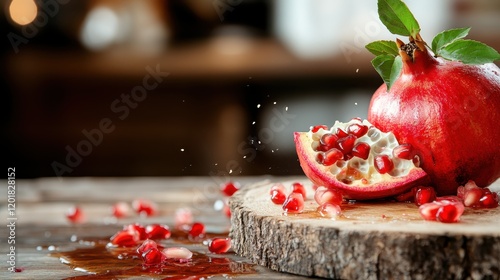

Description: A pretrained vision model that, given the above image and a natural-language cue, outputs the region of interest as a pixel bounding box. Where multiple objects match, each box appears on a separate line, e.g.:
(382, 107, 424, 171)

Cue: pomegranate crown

(366, 0, 500, 90)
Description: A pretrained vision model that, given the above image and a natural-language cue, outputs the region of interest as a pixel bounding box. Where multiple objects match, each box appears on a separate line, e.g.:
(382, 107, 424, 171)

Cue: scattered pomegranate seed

(111, 202, 132, 218)
(311, 125, 328, 133)
(282, 192, 304, 214)
(374, 155, 394, 174)
(392, 143, 413, 160)
(271, 189, 286, 205)
(317, 203, 342, 218)
(188, 222, 206, 238)
(163, 247, 193, 261)
(314, 187, 343, 206)
(110, 230, 140, 247)
(136, 239, 158, 255)
(141, 247, 166, 266)
(414, 186, 436, 206)
(436, 204, 463, 223)
(418, 202, 441, 221)
(146, 224, 171, 240)
(124, 224, 147, 240)
(291, 182, 307, 199)
(352, 142, 371, 160)
(463, 188, 483, 207)
(208, 238, 232, 254)
(347, 123, 368, 137)
(480, 193, 499, 208)
(220, 181, 240, 196)
(419, 200, 464, 223)
(66, 205, 85, 224)
(174, 208, 194, 230)
(132, 199, 158, 217)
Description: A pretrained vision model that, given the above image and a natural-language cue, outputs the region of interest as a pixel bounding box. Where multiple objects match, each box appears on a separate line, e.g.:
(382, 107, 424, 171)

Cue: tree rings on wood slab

(229, 179, 500, 279)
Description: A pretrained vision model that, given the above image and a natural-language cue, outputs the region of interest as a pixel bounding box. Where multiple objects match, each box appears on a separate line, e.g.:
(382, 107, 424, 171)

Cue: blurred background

(2, 0, 500, 178)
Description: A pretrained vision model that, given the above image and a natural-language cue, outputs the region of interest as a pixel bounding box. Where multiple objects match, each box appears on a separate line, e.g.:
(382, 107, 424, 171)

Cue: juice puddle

(50, 231, 256, 279)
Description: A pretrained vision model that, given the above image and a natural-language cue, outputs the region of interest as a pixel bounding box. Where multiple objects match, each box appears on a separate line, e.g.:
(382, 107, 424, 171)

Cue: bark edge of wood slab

(229, 179, 500, 279)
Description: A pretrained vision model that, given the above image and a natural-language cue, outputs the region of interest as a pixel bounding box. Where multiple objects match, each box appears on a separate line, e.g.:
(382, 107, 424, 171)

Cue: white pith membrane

(308, 119, 418, 186)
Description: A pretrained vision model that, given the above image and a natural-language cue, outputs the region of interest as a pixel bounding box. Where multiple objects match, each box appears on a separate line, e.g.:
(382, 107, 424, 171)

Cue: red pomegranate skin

(368, 50, 500, 195)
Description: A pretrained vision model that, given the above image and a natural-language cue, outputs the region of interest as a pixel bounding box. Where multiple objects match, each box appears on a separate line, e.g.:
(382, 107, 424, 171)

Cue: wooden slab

(229, 179, 500, 279)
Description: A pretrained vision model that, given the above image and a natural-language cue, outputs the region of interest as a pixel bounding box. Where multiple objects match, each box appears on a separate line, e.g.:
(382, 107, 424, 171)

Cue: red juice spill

(50, 233, 255, 279)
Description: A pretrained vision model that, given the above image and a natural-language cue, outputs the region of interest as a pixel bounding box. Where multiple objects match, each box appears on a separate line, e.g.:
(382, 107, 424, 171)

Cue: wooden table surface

(0, 176, 313, 279)
(1, 176, 499, 279)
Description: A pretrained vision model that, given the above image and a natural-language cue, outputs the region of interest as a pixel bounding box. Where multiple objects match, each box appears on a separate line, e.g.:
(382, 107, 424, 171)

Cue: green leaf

(365, 40, 400, 56)
(371, 55, 403, 90)
(378, 0, 420, 37)
(439, 39, 500, 64)
(431, 27, 470, 54)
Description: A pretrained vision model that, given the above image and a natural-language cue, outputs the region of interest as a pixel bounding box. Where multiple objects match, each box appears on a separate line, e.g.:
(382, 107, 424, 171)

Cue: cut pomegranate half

(295, 119, 429, 200)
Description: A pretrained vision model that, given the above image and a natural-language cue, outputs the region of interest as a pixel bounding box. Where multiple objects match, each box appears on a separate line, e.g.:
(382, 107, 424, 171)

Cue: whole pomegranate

(368, 42, 500, 195)
(365, 0, 500, 196)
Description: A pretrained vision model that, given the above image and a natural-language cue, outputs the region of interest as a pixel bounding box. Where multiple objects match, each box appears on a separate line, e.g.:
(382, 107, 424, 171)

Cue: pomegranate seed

(220, 181, 240, 196)
(320, 133, 339, 150)
(124, 224, 147, 240)
(336, 128, 349, 138)
(317, 203, 342, 218)
(141, 247, 166, 266)
(110, 230, 140, 247)
(163, 247, 193, 260)
(337, 135, 356, 154)
(351, 142, 371, 160)
(415, 187, 437, 206)
(464, 188, 483, 207)
(146, 224, 171, 240)
(111, 202, 131, 218)
(311, 125, 328, 133)
(66, 205, 85, 224)
(464, 180, 479, 191)
(271, 189, 286, 205)
(174, 208, 193, 230)
(282, 192, 304, 214)
(137, 239, 158, 255)
(479, 193, 499, 208)
(132, 199, 158, 217)
(437, 204, 463, 223)
(419, 200, 464, 223)
(208, 238, 232, 254)
(419, 202, 441, 221)
(188, 222, 206, 238)
(374, 155, 394, 174)
(315, 187, 343, 206)
(392, 143, 413, 160)
(317, 148, 343, 166)
(270, 183, 286, 194)
(347, 124, 368, 137)
(291, 182, 307, 199)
